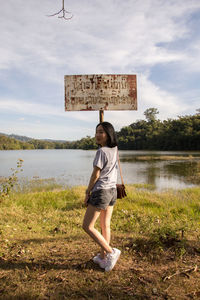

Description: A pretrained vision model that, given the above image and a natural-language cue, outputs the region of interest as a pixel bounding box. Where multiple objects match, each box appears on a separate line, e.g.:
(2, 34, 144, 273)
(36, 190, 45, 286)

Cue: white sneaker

(93, 254, 107, 268)
(93, 253, 101, 264)
(105, 248, 121, 272)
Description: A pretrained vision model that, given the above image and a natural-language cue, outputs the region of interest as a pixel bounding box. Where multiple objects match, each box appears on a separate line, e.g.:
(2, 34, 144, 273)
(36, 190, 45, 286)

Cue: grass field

(0, 183, 200, 299)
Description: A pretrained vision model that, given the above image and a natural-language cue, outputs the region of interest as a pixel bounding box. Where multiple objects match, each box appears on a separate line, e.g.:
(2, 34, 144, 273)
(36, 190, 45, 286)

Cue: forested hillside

(117, 108, 200, 150)
(0, 135, 35, 150)
(1, 109, 200, 150)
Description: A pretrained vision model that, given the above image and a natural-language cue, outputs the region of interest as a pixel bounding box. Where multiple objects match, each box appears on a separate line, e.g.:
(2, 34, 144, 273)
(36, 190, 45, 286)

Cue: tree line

(117, 108, 200, 150)
(1, 108, 200, 151)
(0, 133, 97, 150)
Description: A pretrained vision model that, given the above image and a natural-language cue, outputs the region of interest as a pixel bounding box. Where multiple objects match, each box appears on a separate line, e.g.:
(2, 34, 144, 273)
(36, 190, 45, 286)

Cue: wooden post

(99, 110, 104, 123)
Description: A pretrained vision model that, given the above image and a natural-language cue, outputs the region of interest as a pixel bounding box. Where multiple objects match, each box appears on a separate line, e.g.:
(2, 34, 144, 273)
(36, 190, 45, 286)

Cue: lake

(0, 149, 200, 190)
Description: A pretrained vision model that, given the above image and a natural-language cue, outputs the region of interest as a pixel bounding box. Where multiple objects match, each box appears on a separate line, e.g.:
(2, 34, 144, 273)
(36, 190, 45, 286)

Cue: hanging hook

(47, 0, 73, 20)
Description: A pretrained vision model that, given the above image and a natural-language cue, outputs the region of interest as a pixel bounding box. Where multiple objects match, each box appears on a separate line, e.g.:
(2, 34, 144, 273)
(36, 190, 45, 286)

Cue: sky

(0, 0, 200, 141)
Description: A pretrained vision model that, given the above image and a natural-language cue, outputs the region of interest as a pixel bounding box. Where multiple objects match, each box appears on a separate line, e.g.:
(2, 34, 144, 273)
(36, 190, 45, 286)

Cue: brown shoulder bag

(116, 148, 127, 199)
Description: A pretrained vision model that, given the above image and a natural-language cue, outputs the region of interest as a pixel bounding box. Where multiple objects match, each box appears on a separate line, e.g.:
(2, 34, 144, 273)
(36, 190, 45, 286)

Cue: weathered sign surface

(64, 74, 137, 111)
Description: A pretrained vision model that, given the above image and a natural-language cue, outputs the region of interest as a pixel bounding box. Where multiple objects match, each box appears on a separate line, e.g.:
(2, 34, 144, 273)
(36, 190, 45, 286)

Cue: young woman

(82, 122, 121, 272)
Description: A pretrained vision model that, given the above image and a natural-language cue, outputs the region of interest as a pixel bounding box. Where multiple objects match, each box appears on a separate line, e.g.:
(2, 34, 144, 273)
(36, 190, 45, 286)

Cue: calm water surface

(0, 149, 200, 190)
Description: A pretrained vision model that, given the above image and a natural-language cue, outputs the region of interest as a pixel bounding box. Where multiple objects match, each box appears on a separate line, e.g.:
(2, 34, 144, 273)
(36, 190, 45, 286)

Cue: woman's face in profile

(95, 125, 108, 146)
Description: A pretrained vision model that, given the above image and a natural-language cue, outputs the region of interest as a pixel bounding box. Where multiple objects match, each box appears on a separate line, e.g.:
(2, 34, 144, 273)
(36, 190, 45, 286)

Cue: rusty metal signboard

(64, 74, 137, 111)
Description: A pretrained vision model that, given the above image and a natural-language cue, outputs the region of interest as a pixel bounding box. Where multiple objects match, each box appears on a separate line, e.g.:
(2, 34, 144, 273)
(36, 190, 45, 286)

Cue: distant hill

(0, 133, 66, 143)
(43, 138, 67, 143)
(0, 132, 96, 150)
(0, 133, 33, 142)
(0, 134, 35, 150)
(0, 132, 78, 150)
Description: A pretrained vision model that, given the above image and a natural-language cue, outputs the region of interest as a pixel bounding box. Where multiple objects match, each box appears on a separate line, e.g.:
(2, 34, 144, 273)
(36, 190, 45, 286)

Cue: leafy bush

(0, 159, 23, 200)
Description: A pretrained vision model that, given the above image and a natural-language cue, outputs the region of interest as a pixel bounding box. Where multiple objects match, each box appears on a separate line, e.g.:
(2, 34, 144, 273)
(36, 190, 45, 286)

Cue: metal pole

(99, 110, 104, 123)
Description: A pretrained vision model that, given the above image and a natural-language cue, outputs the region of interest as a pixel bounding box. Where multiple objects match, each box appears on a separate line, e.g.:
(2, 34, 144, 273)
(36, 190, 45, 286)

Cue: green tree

(144, 108, 159, 122)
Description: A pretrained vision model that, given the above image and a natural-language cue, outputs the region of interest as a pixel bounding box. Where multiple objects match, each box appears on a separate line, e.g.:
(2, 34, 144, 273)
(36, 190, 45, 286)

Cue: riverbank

(0, 185, 200, 299)
(133, 155, 200, 161)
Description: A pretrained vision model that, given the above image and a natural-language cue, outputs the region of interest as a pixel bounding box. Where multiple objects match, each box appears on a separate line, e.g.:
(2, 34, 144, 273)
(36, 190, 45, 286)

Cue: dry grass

(0, 185, 200, 299)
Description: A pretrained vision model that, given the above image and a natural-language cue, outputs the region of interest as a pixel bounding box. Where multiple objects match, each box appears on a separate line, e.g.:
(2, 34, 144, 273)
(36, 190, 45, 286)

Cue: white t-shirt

(92, 146, 118, 192)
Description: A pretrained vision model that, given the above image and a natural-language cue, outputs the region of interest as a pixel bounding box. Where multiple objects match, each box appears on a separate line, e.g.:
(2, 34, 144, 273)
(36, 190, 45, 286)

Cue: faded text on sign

(65, 74, 137, 111)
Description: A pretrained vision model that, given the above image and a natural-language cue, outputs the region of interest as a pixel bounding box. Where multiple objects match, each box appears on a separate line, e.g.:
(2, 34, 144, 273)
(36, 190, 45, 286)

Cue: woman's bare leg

(82, 204, 113, 253)
(100, 205, 114, 258)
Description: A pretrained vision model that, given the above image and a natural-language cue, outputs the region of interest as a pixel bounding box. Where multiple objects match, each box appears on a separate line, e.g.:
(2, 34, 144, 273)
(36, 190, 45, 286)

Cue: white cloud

(139, 74, 187, 118)
(102, 73, 189, 130)
(182, 41, 200, 72)
(0, 97, 101, 125)
(1, 0, 200, 78)
(0, 98, 65, 117)
(0, 0, 200, 139)
(0, 119, 92, 140)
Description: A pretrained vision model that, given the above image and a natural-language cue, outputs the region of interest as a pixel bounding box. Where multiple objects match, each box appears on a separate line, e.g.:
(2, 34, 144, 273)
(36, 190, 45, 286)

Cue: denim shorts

(87, 188, 117, 210)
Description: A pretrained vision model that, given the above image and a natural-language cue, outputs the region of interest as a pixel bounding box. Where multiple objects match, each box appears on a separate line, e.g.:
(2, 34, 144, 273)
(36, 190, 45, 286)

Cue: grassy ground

(0, 184, 200, 299)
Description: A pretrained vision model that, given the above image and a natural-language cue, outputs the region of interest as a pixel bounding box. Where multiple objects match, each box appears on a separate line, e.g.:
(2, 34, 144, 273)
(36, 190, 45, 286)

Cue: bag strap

(117, 147, 125, 185)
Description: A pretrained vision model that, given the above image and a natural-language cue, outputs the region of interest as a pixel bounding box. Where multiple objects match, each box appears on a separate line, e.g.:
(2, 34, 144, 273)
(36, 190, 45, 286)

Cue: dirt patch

(0, 234, 199, 300)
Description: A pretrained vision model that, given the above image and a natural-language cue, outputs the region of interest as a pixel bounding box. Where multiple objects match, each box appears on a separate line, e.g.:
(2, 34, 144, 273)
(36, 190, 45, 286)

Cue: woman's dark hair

(96, 122, 118, 148)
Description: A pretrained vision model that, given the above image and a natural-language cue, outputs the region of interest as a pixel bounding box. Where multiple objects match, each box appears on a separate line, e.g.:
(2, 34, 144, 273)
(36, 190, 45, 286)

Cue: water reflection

(143, 162, 159, 186)
(0, 150, 200, 190)
(119, 151, 200, 190)
(164, 161, 200, 184)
